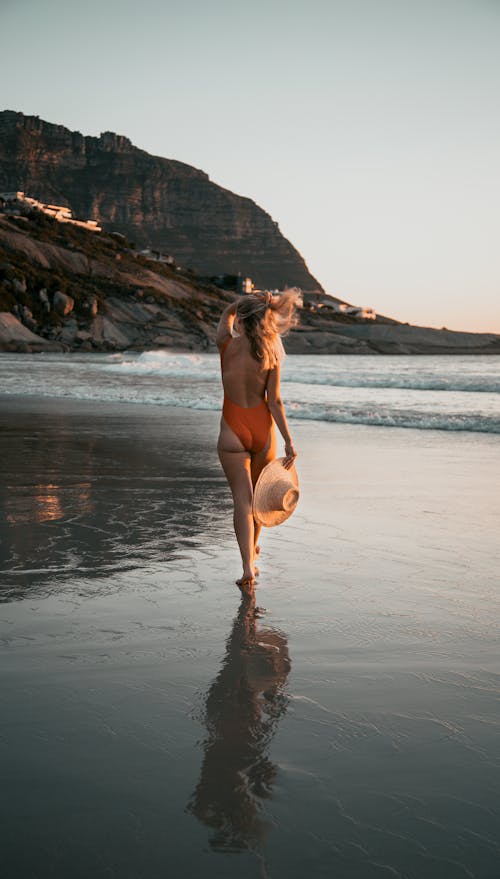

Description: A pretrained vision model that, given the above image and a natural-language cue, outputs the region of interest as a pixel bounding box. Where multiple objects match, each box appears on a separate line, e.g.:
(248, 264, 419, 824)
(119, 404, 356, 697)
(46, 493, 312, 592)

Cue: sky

(0, 0, 499, 332)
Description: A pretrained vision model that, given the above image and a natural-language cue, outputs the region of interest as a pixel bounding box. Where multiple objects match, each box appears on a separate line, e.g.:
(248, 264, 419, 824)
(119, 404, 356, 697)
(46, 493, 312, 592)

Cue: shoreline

(1, 389, 500, 439)
(3, 341, 500, 356)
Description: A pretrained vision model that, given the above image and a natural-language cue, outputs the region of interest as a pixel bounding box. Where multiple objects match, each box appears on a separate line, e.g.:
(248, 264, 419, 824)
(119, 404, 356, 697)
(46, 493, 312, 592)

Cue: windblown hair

(236, 288, 301, 370)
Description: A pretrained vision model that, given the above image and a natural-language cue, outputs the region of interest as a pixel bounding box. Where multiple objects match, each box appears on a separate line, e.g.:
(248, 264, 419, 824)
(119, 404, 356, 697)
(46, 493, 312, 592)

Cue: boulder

(89, 315, 131, 348)
(11, 276, 27, 295)
(21, 305, 38, 332)
(39, 288, 50, 312)
(76, 330, 92, 342)
(59, 319, 79, 344)
(0, 312, 62, 351)
(153, 334, 176, 346)
(81, 295, 98, 317)
(53, 291, 75, 316)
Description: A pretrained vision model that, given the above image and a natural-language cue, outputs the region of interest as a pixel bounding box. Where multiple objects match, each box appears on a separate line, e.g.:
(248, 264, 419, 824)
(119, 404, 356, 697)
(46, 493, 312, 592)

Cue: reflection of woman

(187, 596, 291, 852)
(216, 290, 301, 590)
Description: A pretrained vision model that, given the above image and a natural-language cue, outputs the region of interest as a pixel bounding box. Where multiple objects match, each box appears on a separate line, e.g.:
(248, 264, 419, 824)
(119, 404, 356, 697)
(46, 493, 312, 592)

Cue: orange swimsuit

(220, 338, 272, 453)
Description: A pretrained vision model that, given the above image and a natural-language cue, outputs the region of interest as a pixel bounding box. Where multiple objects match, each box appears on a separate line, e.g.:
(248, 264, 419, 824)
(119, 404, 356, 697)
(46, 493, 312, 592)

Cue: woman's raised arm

(216, 300, 238, 350)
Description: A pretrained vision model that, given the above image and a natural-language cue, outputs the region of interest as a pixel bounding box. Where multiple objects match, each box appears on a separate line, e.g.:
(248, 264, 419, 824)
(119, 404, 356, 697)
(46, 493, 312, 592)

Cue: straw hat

(253, 457, 300, 527)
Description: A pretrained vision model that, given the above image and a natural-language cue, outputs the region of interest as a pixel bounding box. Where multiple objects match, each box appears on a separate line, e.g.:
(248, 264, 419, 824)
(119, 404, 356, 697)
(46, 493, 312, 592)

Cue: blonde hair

(236, 288, 301, 370)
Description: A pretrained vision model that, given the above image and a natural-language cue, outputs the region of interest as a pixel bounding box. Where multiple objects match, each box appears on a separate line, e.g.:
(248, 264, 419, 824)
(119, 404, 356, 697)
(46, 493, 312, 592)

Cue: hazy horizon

(1, 0, 499, 333)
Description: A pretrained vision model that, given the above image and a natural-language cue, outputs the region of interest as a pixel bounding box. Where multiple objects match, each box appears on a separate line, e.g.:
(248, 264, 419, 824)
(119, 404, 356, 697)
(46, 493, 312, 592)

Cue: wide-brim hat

(253, 457, 300, 527)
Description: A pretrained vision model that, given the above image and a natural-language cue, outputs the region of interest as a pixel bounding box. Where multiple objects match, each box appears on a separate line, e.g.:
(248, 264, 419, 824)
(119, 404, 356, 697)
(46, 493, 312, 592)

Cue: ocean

(1, 351, 500, 434)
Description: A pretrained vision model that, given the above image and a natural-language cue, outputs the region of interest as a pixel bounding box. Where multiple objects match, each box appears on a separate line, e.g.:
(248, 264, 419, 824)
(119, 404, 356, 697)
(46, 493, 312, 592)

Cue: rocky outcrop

(286, 323, 500, 355)
(0, 110, 322, 291)
(0, 312, 62, 351)
(1, 211, 500, 355)
(286, 322, 500, 355)
(53, 291, 74, 316)
(0, 212, 234, 352)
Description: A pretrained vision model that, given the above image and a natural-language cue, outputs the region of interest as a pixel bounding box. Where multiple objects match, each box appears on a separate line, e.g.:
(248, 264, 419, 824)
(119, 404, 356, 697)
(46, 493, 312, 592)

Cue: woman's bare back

(221, 336, 271, 407)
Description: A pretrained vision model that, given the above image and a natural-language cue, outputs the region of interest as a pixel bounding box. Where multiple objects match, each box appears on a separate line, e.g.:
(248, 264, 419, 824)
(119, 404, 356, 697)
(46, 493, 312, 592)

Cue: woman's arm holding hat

(266, 363, 297, 469)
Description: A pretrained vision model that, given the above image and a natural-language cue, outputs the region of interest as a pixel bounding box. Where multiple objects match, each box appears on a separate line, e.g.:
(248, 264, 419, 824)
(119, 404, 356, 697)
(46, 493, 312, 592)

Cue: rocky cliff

(0, 110, 321, 291)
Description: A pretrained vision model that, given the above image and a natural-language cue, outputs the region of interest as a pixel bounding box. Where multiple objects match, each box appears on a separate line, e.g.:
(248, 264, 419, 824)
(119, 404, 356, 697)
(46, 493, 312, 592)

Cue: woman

(216, 288, 300, 591)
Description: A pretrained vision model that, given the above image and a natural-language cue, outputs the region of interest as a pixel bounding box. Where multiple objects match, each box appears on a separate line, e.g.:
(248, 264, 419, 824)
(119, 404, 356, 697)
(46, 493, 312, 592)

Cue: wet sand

(1, 396, 500, 878)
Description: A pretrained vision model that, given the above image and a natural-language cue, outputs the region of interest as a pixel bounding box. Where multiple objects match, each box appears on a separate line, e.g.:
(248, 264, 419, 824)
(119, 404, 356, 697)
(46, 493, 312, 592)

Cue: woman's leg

(250, 424, 277, 560)
(218, 419, 255, 585)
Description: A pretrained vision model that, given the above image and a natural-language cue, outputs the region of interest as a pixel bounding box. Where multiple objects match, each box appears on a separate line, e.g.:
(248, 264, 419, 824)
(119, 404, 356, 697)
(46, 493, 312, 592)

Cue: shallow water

(1, 398, 500, 878)
(0, 398, 500, 879)
(0, 399, 229, 599)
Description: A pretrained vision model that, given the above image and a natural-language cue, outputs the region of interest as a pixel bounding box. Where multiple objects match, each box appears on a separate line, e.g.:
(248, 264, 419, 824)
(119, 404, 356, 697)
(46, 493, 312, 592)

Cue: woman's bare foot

(236, 564, 255, 586)
(235, 573, 255, 596)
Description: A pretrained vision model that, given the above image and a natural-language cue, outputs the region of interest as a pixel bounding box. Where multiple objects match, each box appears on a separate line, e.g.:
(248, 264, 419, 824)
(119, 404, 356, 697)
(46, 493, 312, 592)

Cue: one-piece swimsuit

(220, 338, 272, 453)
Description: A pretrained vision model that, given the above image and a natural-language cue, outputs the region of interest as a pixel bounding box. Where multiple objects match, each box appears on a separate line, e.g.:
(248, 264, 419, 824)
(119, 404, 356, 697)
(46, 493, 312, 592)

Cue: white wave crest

(104, 350, 218, 379)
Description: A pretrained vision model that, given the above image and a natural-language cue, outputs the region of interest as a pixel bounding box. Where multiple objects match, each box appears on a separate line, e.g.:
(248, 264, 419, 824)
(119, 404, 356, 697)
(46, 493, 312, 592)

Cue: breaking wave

(105, 350, 500, 394)
(1, 350, 500, 434)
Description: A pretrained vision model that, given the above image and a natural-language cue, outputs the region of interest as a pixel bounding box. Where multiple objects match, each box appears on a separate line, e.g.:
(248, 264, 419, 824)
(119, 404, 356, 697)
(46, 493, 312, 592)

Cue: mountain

(0, 110, 322, 291)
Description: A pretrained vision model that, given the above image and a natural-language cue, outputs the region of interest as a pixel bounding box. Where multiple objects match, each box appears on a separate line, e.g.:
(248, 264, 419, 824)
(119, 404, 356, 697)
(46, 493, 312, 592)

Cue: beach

(1, 392, 500, 878)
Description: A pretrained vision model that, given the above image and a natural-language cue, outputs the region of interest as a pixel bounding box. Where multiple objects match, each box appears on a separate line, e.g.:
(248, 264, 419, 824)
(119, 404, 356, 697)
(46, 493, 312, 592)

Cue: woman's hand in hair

(254, 291, 273, 306)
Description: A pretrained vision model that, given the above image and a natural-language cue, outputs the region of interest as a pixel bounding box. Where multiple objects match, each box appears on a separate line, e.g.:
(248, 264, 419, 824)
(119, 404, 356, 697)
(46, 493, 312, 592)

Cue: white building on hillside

(237, 276, 254, 294)
(0, 191, 102, 232)
(139, 248, 175, 265)
(344, 306, 376, 319)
